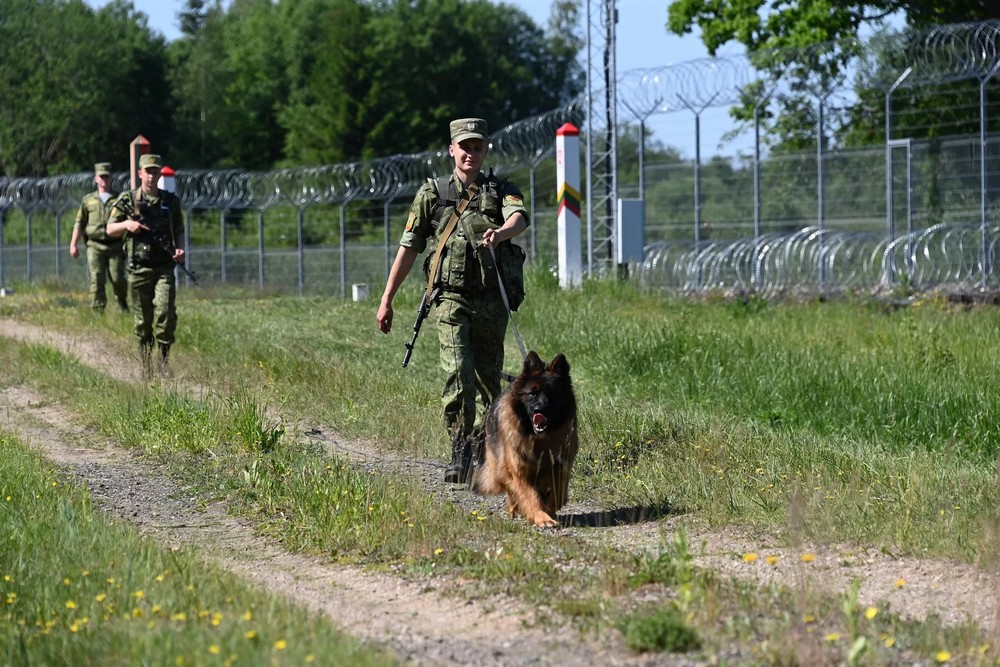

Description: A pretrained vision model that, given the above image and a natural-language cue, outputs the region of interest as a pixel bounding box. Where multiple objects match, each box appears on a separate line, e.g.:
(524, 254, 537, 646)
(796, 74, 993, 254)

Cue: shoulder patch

(503, 194, 523, 207)
(404, 210, 416, 232)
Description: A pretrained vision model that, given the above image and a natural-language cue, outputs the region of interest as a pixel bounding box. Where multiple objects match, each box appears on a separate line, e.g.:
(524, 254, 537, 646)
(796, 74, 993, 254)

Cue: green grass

(0, 432, 393, 666)
(4, 273, 1000, 664)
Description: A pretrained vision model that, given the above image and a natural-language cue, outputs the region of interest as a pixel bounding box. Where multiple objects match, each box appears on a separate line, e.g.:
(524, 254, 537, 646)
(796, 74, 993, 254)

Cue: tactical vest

(82, 191, 119, 244)
(120, 189, 177, 268)
(426, 173, 525, 308)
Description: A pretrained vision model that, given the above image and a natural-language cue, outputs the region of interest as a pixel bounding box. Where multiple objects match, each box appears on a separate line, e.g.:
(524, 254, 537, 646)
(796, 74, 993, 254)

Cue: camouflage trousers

(128, 264, 177, 346)
(436, 290, 509, 440)
(86, 242, 128, 311)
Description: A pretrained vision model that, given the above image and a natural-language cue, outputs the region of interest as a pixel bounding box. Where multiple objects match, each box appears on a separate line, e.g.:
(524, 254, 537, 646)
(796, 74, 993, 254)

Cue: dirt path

(2, 318, 998, 663)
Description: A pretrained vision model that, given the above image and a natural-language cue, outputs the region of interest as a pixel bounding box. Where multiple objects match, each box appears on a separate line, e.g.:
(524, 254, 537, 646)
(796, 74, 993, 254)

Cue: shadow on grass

(558, 501, 678, 528)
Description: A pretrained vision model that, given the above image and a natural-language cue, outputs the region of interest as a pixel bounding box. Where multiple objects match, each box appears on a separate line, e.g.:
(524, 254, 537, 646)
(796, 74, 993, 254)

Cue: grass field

(3, 268, 1000, 664)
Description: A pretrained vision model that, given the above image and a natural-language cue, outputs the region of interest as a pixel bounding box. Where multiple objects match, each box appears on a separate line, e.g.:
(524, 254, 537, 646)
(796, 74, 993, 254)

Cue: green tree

(0, 0, 169, 176)
(278, 0, 373, 165)
(281, 0, 584, 162)
(666, 0, 1000, 151)
(168, 0, 231, 167)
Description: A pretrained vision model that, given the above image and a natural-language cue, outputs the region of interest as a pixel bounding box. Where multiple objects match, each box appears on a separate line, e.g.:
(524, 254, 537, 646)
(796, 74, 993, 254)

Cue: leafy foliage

(0, 0, 582, 175)
(666, 0, 1000, 151)
(0, 0, 170, 176)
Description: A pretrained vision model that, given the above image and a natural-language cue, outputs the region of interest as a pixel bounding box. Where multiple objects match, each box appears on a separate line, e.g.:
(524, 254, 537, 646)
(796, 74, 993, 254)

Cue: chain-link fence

(2, 20, 998, 298)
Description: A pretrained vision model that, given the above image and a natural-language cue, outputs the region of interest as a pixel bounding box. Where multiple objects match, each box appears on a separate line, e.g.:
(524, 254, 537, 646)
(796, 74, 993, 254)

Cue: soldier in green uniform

(106, 154, 186, 378)
(70, 162, 128, 312)
(377, 118, 529, 484)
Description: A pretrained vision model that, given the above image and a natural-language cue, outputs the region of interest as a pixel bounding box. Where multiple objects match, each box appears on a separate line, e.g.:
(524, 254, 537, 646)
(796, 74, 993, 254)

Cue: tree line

(0, 0, 583, 177)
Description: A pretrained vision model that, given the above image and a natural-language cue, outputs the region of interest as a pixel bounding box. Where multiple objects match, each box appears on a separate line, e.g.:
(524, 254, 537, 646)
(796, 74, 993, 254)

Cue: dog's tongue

(532, 413, 547, 431)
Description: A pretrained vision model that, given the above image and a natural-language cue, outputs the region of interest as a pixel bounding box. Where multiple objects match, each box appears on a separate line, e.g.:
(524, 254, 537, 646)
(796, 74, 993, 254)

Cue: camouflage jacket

(109, 188, 184, 269)
(75, 190, 120, 245)
(399, 170, 528, 292)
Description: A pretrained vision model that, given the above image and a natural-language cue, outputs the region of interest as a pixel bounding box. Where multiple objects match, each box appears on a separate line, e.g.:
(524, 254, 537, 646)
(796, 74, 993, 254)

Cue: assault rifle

(402, 287, 440, 368)
(136, 201, 199, 284)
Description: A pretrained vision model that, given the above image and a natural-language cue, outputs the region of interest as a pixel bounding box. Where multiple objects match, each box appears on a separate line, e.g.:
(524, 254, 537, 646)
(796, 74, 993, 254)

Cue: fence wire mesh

(1, 20, 999, 298)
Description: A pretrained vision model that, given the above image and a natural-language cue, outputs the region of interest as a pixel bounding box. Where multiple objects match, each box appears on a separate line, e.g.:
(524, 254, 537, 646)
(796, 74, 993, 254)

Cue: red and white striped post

(129, 135, 151, 189)
(556, 123, 582, 288)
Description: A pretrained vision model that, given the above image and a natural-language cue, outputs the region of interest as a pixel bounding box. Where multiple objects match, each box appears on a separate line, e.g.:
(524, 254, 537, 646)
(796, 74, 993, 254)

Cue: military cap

(450, 118, 488, 143)
(139, 154, 162, 170)
(94, 162, 112, 176)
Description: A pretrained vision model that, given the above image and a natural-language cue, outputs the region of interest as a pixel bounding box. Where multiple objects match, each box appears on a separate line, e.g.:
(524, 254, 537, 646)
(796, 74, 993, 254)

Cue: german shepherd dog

(473, 351, 578, 527)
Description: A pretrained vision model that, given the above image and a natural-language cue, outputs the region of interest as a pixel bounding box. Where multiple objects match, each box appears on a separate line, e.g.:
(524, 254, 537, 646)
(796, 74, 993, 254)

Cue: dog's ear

(549, 353, 570, 376)
(524, 351, 544, 374)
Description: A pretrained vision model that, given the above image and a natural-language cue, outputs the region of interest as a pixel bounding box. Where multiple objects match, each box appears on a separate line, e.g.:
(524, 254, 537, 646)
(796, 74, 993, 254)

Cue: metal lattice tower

(584, 0, 617, 275)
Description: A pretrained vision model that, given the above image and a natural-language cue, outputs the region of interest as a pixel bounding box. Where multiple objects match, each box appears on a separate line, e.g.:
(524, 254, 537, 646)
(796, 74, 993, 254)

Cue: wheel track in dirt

(0, 320, 660, 666)
(2, 317, 998, 662)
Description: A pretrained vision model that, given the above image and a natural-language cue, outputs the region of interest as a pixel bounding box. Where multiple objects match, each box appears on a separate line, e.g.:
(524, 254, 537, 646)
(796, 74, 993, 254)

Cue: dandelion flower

(209, 645, 220, 655)
(434, 548, 444, 556)
(884, 637, 896, 648)
(172, 612, 186, 621)
(825, 633, 840, 642)
(766, 556, 779, 566)
(803, 614, 816, 624)
(241, 610, 253, 622)
(65, 600, 77, 609)
(895, 578, 906, 588)
(742, 552, 758, 563)
(132, 590, 144, 599)
(935, 651, 951, 663)
(274, 639, 287, 651)
(865, 607, 878, 619)
(245, 630, 257, 639)
(801, 553, 816, 563)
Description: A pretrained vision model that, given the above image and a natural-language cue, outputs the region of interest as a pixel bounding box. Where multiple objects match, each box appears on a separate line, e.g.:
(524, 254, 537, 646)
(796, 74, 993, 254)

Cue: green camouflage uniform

(75, 189, 127, 311)
(108, 187, 185, 348)
(399, 170, 529, 452)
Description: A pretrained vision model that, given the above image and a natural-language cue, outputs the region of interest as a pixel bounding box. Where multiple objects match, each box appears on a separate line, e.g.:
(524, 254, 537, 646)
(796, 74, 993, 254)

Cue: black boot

(470, 428, 486, 469)
(444, 433, 472, 484)
(157, 343, 172, 378)
(139, 341, 153, 378)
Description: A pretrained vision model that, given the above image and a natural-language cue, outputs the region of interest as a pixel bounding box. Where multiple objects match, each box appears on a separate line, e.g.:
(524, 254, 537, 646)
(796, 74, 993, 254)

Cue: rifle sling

(424, 181, 479, 297)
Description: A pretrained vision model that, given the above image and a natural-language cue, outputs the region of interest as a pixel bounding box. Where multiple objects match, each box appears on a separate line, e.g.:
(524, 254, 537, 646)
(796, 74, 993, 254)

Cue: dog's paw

(530, 511, 559, 528)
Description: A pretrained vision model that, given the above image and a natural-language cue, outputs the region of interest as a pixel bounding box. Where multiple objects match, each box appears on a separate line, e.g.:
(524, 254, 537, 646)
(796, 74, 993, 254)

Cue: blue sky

(85, 0, 748, 159)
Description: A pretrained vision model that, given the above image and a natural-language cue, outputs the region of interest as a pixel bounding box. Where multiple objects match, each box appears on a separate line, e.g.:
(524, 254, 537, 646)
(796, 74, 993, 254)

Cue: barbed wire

(2, 20, 998, 295)
(2, 20, 995, 212)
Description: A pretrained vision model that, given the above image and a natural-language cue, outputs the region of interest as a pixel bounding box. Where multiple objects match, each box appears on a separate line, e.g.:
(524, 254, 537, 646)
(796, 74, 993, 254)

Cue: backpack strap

(424, 181, 479, 296)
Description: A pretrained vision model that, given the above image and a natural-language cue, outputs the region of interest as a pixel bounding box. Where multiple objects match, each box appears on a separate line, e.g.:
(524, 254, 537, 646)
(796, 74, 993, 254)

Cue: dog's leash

(487, 243, 528, 381)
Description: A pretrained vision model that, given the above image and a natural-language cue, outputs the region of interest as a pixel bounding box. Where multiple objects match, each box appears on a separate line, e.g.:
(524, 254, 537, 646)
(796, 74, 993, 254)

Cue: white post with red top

(157, 165, 176, 193)
(556, 123, 582, 288)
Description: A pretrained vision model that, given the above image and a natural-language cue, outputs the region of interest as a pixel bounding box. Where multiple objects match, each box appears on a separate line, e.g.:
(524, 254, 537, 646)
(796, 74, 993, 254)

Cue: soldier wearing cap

(106, 153, 186, 378)
(377, 118, 529, 484)
(70, 162, 128, 312)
